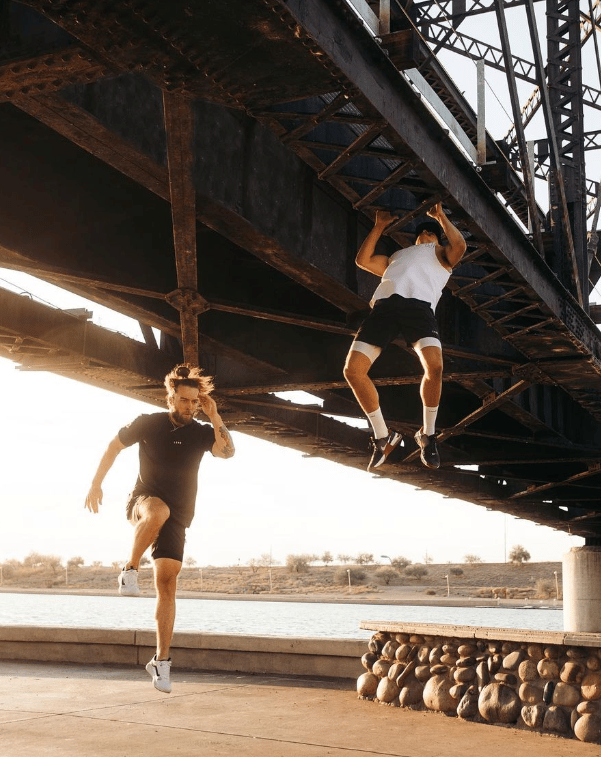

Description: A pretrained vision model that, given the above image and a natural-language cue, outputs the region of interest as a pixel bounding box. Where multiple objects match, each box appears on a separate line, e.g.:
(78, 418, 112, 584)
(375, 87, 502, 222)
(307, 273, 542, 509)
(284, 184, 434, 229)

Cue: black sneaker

(414, 429, 440, 469)
(368, 431, 403, 471)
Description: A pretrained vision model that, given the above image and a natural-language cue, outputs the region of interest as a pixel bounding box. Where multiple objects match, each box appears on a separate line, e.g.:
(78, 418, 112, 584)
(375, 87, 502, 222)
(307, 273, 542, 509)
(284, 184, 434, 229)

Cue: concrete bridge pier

(563, 545, 601, 632)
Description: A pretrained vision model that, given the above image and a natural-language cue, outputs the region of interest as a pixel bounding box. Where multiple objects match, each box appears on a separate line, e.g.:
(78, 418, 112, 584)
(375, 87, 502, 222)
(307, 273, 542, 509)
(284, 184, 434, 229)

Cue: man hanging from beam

(343, 202, 466, 472)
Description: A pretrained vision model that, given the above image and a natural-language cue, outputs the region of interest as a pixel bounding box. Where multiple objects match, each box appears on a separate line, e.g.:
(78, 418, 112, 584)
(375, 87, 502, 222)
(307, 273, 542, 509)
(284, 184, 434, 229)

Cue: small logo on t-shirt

(173, 440, 182, 445)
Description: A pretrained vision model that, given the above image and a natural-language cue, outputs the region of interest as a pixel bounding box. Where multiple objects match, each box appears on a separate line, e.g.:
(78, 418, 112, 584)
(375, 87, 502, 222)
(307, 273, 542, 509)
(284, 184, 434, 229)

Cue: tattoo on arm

(218, 425, 235, 458)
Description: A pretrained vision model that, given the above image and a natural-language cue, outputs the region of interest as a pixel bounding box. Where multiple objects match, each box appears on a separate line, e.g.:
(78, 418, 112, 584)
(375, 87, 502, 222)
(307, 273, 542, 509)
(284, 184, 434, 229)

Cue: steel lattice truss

(1, 0, 601, 539)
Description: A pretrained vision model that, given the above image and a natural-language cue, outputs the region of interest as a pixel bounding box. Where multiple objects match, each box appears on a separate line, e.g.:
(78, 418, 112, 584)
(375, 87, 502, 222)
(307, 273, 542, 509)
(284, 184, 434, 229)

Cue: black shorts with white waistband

(354, 294, 440, 349)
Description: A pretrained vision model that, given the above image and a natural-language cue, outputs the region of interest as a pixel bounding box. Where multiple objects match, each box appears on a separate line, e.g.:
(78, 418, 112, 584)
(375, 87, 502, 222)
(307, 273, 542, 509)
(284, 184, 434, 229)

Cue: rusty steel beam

(11, 92, 364, 315)
(494, 0, 545, 258)
(163, 91, 203, 365)
(0, 45, 113, 102)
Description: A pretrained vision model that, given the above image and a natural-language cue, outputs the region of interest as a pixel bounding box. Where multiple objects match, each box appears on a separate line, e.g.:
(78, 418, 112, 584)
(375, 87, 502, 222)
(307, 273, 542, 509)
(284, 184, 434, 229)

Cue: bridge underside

(1, 0, 601, 539)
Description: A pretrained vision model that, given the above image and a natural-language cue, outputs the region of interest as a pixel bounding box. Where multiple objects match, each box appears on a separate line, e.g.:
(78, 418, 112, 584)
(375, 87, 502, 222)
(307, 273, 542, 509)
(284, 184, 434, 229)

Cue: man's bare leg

(415, 345, 443, 411)
(343, 350, 380, 416)
(344, 348, 402, 468)
(144, 557, 181, 693)
(414, 345, 443, 468)
(126, 497, 170, 571)
(153, 557, 182, 659)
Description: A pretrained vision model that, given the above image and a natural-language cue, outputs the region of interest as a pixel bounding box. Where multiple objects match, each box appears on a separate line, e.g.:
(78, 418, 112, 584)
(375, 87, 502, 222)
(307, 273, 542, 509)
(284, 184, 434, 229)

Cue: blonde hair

(164, 363, 214, 402)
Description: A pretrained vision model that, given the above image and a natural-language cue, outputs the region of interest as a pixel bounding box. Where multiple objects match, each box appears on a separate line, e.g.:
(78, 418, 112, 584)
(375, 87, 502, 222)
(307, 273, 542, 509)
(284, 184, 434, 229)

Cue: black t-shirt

(118, 413, 214, 527)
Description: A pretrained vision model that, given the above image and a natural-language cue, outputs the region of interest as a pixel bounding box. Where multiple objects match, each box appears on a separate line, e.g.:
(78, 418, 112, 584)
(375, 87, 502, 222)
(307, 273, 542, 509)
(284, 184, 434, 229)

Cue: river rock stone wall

(358, 626, 601, 744)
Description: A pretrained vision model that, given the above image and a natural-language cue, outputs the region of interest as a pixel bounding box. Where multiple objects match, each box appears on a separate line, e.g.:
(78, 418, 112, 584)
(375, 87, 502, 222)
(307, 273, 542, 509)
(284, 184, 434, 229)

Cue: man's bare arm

(355, 210, 396, 276)
(85, 435, 126, 513)
(199, 395, 235, 459)
(427, 203, 466, 268)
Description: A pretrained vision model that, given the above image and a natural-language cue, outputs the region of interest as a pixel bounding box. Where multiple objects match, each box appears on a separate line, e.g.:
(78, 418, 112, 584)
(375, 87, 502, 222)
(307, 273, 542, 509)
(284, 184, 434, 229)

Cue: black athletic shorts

(126, 495, 186, 563)
(354, 294, 440, 349)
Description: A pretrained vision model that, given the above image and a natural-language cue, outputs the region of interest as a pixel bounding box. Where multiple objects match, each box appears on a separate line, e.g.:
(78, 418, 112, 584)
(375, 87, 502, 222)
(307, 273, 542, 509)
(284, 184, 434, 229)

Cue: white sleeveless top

(370, 242, 451, 311)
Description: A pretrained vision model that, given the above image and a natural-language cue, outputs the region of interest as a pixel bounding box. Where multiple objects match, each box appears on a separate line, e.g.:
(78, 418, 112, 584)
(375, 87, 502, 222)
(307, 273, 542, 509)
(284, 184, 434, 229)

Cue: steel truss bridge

(1, 0, 601, 540)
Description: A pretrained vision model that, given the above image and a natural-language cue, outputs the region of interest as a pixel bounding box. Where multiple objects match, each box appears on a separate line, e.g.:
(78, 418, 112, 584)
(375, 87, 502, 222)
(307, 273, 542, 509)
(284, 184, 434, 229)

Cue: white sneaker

(146, 655, 172, 693)
(118, 567, 140, 596)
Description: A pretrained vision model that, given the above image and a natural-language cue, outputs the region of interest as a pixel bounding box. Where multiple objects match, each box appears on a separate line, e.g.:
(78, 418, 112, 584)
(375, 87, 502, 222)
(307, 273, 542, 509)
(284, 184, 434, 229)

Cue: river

(0, 592, 563, 638)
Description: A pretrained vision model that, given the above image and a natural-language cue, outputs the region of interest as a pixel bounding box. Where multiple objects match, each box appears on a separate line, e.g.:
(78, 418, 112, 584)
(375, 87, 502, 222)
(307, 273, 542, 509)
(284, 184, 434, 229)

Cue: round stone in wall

(521, 704, 545, 729)
(518, 660, 538, 681)
(527, 644, 544, 661)
(578, 701, 599, 714)
(581, 671, 601, 701)
(381, 640, 400, 660)
(542, 705, 569, 734)
(361, 652, 378, 671)
(414, 664, 431, 682)
(376, 676, 400, 704)
(476, 660, 490, 689)
(503, 650, 524, 670)
(478, 682, 521, 723)
(454, 666, 476, 683)
(587, 656, 601, 672)
(423, 674, 458, 713)
(372, 659, 392, 678)
(399, 678, 423, 707)
(552, 681, 580, 708)
(574, 713, 601, 743)
(560, 661, 585, 684)
(537, 658, 559, 680)
(457, 686, 479, 719)
(357, 672, 379, 698)
(387, 662, 404, 681)
(519, 681, 543, 705)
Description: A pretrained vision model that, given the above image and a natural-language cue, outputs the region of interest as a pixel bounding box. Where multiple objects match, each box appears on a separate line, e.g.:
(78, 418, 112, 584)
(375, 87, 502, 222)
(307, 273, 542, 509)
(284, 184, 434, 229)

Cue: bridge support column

(563, 546, 601, 632)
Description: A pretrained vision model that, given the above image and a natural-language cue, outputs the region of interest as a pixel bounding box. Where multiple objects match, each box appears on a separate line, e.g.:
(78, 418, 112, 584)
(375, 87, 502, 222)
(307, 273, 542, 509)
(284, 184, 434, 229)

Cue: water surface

(0, 592, 563, 638)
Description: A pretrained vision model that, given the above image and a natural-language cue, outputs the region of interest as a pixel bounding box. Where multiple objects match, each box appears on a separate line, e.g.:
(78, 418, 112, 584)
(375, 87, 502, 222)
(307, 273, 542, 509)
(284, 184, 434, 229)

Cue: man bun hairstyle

(164, 363, 214, 398)
(415, 221, 443, 244)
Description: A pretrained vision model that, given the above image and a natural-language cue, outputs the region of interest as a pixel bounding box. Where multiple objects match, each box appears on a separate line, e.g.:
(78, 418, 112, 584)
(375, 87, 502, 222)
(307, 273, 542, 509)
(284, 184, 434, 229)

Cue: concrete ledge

(360, 620, 601, 648)
(0, 626, 365, 680)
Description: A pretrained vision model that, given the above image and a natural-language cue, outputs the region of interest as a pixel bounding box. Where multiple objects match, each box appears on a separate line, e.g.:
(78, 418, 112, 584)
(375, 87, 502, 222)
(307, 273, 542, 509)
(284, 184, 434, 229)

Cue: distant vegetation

(0, 552, 560, 599)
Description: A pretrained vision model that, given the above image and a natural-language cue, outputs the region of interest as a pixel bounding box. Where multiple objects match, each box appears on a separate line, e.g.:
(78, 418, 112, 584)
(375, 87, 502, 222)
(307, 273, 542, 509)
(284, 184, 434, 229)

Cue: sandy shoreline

(0, 585, 563, 610)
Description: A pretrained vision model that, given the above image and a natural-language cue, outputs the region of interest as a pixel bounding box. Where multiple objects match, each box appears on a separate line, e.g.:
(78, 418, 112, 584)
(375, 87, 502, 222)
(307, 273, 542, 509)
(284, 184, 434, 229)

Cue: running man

(344, 202, 466, 471)
(85, 364, 235, 693)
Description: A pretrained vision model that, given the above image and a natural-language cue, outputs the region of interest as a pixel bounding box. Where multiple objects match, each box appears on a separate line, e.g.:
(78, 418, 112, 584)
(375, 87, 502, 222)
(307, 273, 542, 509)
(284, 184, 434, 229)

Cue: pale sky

(0, 271, 582, 569)
(0, 8, 596, 569)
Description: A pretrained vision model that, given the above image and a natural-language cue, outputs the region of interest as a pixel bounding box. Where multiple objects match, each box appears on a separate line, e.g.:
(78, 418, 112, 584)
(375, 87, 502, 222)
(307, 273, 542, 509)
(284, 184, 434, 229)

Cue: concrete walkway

(1, 660, 599, 756)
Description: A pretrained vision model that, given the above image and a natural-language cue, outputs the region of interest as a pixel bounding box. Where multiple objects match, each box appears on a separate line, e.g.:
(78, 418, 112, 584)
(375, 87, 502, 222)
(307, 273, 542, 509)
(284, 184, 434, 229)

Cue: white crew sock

(367, 408, 388, 440)
(423, 406, 438, 437)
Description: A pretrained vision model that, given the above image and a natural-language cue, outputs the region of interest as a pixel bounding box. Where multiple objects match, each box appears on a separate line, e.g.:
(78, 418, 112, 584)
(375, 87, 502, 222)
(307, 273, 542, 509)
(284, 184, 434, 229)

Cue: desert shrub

(450, 567, 464, 576)
(405, 564, 428, 579)
(390, 556, 411, 570)
(509, 545, 531, 564)
(374, 567, 398, 585)
(535, 579, 555, 598)
(464, 554, 483, 564)
(334, 567, 366, 585)
(355, 553, 374, 565)
(286, 554, 311, 573)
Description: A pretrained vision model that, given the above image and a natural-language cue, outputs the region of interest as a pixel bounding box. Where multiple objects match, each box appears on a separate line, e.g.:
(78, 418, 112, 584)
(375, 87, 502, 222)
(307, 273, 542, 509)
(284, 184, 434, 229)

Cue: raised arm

(85, 435, 126, 513)
(199, 395, 235, 459)
(427, 202, 466, 269)
(355, 210, 396, 277)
